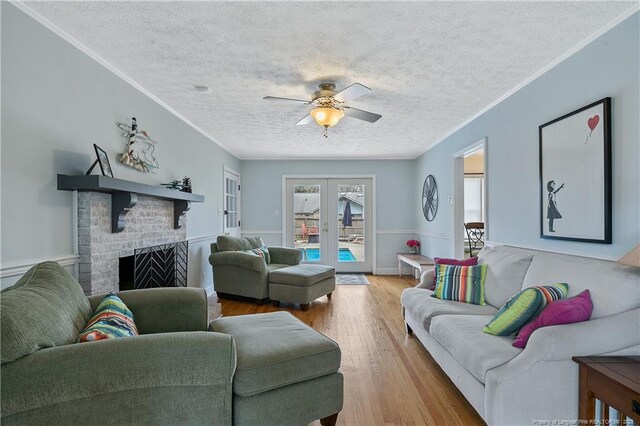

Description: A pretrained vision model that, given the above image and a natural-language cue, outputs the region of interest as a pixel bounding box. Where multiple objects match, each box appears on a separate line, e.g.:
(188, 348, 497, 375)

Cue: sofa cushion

(267, 263, 290, 273)
(1, 262, 92, 364)
(209, 311, 341, 397)
(513, 289, 593, 348)
(522, 251, 640, 319)
(217, 235, 264, 252)
(269, 264, 335, 287)
(478, 246, 534, 308)
(401, 288, 498, 330)
(78, 293, 139, 342)
(430, 314, 522, 384)
(483, 283, 569, 336)
(432, 264, 487, 305)
(433, 257, 478, 287)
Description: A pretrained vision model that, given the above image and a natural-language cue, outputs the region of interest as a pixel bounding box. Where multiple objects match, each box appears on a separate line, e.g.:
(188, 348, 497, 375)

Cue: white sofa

(401, 245, 640, 426)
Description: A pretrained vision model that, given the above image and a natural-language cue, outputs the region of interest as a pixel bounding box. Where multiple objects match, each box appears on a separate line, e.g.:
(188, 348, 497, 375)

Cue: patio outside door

(285, 178, 372, 273)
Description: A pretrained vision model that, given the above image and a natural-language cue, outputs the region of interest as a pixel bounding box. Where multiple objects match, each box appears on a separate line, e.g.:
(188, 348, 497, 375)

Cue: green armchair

(2, 261, 344, 426)
(1, 262, 235, 425)
(209, 235, 302, 303)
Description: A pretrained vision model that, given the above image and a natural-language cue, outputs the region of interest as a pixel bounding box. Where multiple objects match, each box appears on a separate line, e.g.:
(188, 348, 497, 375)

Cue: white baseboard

(203, 284, 215, 297)
(376, 266, 421, 277)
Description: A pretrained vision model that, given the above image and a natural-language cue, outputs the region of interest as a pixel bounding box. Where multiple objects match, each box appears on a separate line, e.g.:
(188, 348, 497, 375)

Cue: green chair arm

(268, 246, 303, 265)
(209, 251, 267, 273)
(87, 287, 208, 334)
(1, 332, 236, 422)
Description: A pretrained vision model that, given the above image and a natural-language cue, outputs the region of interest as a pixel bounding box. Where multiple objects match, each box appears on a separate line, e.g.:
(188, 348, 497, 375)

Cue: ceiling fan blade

(263, 96, 311, 104)
(333, 83, 372, 102)
(343, 106, 382, 123)
(295, 114, 314, 126)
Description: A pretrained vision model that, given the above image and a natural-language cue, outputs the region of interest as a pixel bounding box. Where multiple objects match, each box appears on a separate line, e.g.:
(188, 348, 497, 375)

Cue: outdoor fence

(294, 216, 364, 241)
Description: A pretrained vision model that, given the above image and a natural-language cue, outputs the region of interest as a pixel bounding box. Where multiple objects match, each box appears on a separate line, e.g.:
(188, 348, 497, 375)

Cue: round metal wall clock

(422, 175, 439, 222)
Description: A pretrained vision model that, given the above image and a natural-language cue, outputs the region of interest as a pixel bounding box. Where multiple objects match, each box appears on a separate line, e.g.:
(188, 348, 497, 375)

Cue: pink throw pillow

(432, 257, 478, 289)
(512, 290, 593, 349)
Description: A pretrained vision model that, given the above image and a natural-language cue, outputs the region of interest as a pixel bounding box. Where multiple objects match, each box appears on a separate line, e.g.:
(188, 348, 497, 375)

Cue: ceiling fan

(263, 82, 381, 138)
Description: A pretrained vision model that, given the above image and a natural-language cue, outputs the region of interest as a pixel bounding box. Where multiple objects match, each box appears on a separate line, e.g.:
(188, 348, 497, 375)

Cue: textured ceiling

(24, 1, 634, 159)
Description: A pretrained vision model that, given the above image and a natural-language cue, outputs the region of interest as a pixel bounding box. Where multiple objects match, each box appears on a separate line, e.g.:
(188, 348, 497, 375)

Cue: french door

(223, 168, 241, 237)
(285, 177, 373, 273)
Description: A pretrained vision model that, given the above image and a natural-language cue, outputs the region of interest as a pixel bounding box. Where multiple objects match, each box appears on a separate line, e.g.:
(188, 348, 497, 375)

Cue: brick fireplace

(77, 192, 186, 295)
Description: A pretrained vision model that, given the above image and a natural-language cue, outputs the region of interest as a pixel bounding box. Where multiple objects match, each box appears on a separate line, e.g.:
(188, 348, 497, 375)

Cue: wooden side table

(397, 253, 434, 279)
(573, 356, 640, 424)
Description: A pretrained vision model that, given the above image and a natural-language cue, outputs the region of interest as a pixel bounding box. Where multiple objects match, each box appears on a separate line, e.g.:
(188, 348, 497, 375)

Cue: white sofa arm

(416, 269, 434, 289)
(524, 308, 640, 361)
(484, 308, 640, 425)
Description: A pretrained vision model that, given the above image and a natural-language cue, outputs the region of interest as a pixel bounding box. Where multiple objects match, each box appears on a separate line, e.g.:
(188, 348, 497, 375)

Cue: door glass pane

(293, 185, 320, 262)
(337, 184, 364, 262)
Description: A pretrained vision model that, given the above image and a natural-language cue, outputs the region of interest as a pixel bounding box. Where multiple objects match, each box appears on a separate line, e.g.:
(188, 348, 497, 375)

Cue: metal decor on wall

(422, 174, 439, 222)
(539, 97, 612, 243)
(116, 117, 160, 173)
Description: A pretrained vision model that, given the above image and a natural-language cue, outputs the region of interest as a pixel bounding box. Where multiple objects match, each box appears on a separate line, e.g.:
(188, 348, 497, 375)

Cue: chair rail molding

(1, 254, 80, 278)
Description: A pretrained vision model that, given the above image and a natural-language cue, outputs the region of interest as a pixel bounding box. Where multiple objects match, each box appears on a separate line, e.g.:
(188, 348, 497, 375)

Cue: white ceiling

(23, 1, 634, 160)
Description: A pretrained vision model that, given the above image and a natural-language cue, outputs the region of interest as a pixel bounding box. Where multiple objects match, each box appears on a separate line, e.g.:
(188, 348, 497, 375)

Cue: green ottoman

(268, 264, 336, 311)
(209, 311, 343, 426)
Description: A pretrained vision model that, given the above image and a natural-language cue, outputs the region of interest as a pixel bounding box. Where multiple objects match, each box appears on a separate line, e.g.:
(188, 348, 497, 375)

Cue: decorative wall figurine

(116, 117, 159, 173)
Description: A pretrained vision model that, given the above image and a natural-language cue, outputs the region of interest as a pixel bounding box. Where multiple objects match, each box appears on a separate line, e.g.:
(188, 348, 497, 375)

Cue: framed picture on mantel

(539, 97, 611, 244)
(91, 143, 114, 178)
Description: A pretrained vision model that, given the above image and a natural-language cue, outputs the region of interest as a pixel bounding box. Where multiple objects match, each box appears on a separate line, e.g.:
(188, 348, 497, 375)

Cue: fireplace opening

(119, 255, 135, 291)
(118, 241, 188, 291)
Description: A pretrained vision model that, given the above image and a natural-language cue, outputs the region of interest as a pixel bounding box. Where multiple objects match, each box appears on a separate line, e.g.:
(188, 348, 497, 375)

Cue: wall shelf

(57, 174, 204, 232)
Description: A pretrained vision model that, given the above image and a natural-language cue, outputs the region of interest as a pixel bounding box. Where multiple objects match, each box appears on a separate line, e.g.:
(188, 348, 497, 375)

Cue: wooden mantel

(57, 174, 204, 232)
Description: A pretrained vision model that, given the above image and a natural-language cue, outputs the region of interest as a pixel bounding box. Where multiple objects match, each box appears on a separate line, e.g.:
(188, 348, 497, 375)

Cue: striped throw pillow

(431, 264, 487, 305)
(240, 246, 271, 264)
(78, 293, 139, 342)
(483, 283, 569, 336)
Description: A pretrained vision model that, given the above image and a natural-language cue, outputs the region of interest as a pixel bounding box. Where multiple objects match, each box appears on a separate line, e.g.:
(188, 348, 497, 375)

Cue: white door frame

(452, 138, 488, 258)
(223, 166, 241, 236)
(282, 174, 377, 274)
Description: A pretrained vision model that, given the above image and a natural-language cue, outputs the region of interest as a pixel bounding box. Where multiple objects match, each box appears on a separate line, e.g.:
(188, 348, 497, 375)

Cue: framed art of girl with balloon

(539, 97, 611, 243)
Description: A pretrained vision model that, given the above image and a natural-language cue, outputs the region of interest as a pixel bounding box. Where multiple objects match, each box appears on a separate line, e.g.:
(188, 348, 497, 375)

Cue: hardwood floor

(213, 275, 486, 426)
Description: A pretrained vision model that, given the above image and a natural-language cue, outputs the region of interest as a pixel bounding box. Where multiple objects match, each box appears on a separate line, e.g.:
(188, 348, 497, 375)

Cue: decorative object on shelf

(539, 97, 611, 243)
(422, 174, 438, 222)
(162, 176, 192, 193)
(86, 143, 114, 178)
(406, 239, 420, 254)
(116, 117, 159, 173)
(181, 177, 192, 193)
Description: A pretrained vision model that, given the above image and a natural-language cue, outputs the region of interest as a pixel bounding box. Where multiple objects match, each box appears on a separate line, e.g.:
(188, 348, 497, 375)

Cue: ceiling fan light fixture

(310, 107, 344, 128)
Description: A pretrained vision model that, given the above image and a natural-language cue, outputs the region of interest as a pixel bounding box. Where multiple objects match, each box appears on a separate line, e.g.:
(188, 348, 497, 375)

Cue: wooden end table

(397, 253, 434, 279)
(572, 356, 640, 424)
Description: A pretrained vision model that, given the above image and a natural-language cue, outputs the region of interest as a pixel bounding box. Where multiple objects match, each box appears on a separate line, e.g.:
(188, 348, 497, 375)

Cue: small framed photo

(539, 97, 611, 243)
(93, 144, 114, 178)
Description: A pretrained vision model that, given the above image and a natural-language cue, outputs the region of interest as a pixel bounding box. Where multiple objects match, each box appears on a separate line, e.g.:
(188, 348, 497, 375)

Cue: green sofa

(1, 261, 343, 425)
(209, 235, 302, 303)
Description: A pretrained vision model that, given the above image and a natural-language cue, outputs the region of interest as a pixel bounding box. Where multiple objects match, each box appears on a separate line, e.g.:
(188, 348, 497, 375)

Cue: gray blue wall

(241, 160, 415, 272)
(1, 3, 241, 289)
(414, 12, 639, 261)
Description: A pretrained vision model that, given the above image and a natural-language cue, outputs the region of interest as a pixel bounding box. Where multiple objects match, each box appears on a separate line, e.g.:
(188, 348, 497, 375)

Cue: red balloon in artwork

(587, 115, 600, 131)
